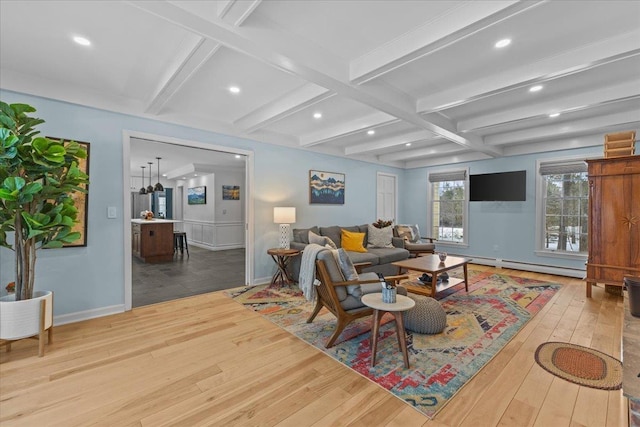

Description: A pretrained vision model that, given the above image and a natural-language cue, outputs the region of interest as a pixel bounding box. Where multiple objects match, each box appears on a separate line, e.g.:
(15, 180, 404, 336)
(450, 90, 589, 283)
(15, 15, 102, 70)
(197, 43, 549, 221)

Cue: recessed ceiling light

(367, 130, 375, 135)
(182, 177, 186, 179)
(529, 85, 543, 92)
(229, 86, 240, 94)
(405, 143, 412, 147)
(235, 154, 242, 159)
(495, 39, 511, 48)
(194, 174, 198, 177)
(549, 112, 560, 118)
(162, 173, 167, 177)
(313, 112, 322, 119)
(73, 36, 91, 46)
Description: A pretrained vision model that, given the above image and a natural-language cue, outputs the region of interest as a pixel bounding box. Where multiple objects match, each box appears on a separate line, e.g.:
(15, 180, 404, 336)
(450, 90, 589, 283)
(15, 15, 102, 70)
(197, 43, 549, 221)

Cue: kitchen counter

(131, 220, 178, 263)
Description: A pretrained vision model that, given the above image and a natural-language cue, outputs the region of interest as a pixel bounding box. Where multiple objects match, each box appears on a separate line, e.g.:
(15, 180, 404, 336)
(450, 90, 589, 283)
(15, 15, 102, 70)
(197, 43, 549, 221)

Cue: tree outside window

(429, 170, 467, 244)
(539, 160, 588, 254)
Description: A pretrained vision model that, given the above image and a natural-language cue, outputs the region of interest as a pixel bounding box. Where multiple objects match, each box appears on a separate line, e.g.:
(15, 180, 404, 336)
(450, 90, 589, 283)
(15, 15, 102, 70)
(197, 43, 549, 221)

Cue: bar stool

(173, 231, 189, 257)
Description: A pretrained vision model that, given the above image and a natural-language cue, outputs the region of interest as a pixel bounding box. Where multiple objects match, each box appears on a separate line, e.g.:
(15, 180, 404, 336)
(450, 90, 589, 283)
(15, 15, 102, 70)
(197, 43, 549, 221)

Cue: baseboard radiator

(452, 255, 585, 278)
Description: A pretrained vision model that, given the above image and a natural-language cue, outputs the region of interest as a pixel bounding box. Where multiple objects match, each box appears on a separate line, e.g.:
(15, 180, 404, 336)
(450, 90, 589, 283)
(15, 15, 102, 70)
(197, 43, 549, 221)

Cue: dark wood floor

(132, 246, 245, 307)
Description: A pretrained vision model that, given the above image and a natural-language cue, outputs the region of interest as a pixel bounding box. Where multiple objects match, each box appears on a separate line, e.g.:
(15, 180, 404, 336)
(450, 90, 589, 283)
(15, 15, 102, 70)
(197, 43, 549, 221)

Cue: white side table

(361, 293, 415, 368)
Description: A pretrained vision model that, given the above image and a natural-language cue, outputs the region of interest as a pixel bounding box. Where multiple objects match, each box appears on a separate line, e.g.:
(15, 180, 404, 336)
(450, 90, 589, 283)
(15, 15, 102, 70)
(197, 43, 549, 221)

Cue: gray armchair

(308, 249, 408, 347)
(394, 224, 436, 257)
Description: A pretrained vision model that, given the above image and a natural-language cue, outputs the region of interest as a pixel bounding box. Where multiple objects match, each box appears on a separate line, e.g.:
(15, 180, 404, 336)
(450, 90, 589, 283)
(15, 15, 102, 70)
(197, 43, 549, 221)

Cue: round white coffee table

(361, 293, 415, 368)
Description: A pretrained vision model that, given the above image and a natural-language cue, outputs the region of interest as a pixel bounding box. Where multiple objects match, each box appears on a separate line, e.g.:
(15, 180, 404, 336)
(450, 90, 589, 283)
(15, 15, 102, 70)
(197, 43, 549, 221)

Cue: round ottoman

(402, 295, 447, 334)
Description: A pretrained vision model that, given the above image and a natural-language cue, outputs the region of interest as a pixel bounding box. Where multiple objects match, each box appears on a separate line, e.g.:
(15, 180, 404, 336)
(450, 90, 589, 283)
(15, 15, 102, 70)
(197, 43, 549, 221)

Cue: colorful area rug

(227, 271, 560, 418)
(534, 342, 622, 390)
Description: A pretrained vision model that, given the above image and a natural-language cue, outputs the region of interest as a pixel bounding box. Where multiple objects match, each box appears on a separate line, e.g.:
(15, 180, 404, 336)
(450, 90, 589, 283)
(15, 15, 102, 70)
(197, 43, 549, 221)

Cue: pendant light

(146, 162, 154, 194)
(139, 166, 147, 194)
(153, 157, 164, 192)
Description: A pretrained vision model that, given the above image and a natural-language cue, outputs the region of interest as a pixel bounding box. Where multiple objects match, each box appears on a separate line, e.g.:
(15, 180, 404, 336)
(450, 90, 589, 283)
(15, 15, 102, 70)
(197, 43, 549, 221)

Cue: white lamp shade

(274, 207, 296, 224)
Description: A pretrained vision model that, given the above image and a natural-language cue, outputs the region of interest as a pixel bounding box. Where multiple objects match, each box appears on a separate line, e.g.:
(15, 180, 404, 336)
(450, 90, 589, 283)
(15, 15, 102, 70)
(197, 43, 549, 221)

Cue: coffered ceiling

(1, 1, 639, 169)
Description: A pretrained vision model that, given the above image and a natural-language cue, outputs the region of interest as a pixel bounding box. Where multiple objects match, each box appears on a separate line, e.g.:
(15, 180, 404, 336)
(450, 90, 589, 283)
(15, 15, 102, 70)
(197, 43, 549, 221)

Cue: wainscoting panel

(183, 219, 244, 250)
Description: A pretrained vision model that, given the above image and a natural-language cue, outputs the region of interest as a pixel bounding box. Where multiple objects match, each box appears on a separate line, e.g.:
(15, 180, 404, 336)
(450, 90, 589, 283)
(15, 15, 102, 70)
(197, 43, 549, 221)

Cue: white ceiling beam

(130, 0, 502, 157)
(350, 0, 533, 84)
(458, 83, 640, 132)
(145, 38, 221, 115)
(234, 84, 333, 133)
(405, 152, 491, 169)
(145, 0, 261, 115)
(345, 130, 434, 155)
(217, 0, 262, 24)
(502, 133, 611, 157)
(418, 32, 640, 112)
(378, 142, 466, 162)
(485, 110, 640, 146)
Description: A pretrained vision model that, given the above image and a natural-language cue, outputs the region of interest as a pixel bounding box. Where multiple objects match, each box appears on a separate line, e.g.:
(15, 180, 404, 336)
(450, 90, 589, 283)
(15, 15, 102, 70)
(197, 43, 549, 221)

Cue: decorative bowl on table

(438, 252, 447, 262)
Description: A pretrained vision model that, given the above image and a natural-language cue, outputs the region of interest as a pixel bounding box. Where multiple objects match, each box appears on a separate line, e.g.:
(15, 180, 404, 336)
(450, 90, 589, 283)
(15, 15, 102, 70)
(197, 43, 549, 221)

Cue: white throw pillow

(309, 230, 337, 249)
(367, 224, 394, 248)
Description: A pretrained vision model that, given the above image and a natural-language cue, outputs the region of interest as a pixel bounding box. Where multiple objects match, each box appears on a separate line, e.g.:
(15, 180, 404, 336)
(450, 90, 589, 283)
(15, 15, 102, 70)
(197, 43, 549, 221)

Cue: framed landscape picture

(309, 170, 345, 204)
(222, 185, 240, 200)
(188, 186, 206, 205)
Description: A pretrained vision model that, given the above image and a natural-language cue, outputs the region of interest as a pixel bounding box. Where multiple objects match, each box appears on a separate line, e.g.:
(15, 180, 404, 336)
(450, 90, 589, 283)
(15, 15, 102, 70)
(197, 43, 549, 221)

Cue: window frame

(535, 156, 589, 260)
(427, 168, 469, 248)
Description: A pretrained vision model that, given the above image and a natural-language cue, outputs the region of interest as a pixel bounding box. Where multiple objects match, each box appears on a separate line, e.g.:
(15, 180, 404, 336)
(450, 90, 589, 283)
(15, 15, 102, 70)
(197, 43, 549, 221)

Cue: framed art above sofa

(309, 170, 345, 204)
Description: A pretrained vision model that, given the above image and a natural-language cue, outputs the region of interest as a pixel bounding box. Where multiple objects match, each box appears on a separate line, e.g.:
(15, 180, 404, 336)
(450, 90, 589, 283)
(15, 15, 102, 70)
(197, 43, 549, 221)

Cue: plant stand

(0, 291, 54, 357)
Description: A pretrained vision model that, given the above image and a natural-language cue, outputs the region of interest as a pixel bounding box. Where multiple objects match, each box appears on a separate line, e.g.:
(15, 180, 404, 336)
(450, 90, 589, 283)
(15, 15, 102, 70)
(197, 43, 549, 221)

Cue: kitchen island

(131, 219, 181, 263)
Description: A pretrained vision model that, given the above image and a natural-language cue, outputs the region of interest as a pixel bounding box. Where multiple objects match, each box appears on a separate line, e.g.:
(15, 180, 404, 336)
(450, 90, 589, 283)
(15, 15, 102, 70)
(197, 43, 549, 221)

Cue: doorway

(377, 172, 398, 222)
(122, 131, 254, 311)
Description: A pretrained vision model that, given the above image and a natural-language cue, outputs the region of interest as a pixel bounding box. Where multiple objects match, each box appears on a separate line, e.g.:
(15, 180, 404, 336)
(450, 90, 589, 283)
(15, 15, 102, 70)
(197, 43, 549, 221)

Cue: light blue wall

(0, 90, 402, 316)
(401, 147, 603, 271)
(0, 89, 608, 318)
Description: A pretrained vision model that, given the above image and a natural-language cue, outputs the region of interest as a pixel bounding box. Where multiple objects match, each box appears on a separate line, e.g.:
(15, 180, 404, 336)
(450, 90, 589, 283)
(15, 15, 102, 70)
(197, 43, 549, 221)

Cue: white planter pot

(0, 290, 53, 356)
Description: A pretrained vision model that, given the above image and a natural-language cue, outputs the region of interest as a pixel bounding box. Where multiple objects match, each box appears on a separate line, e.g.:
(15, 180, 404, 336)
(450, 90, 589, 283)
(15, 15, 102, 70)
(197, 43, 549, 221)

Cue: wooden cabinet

(132, 221, 175, 263)
(586, 156, 640, 297)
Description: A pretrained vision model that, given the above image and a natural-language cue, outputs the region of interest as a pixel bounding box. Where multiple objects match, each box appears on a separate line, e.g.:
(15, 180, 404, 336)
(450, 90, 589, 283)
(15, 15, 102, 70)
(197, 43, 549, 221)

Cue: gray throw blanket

(298, 243, 325, 301)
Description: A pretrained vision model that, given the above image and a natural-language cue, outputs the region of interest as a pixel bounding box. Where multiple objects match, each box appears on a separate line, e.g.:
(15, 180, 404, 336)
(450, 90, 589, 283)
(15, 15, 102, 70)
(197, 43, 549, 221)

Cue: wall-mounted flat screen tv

(469, 170, 526, 201)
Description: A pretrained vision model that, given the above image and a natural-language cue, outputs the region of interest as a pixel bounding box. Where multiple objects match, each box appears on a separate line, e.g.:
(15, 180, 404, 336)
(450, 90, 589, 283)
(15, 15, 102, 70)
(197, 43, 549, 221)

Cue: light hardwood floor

(0, 265, 626, 426)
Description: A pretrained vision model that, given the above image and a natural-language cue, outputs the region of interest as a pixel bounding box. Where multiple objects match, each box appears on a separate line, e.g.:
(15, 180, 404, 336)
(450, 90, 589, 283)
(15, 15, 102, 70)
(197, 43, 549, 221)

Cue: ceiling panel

(382, 1, 640, 98)
(245, 0, 463, 60)
(161, 46, 308, 123)
(263, 94, 392, 137)
(0, 1, 197, 103)
(1, 1, 638, 169)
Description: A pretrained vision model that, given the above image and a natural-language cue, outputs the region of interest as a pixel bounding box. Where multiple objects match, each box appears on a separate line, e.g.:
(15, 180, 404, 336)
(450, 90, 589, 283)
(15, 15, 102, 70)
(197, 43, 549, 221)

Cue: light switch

(107, 206, 117, 219)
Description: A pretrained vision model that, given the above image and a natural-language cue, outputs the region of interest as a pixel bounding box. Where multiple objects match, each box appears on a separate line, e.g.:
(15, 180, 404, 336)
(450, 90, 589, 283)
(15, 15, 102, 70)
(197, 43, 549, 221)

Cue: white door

(376, 172, 397, 222)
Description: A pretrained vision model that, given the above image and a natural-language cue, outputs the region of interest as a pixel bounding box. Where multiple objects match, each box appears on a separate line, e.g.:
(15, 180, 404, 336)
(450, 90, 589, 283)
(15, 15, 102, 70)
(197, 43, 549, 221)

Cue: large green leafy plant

(0, 101, 89, 301)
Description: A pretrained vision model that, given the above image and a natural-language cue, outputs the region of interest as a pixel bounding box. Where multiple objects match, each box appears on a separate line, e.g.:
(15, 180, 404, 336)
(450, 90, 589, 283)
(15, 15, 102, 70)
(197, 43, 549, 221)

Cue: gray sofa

(289, 224, 410, 279)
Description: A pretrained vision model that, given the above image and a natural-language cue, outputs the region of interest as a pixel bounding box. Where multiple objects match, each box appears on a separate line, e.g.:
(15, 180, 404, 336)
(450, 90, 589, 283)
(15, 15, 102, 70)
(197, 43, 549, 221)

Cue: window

(537, 159, 588, 256)
(429, 170, 467, 244)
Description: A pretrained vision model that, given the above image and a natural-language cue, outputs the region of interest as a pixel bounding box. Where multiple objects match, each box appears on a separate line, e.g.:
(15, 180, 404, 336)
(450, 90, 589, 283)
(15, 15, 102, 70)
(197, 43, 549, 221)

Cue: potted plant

(0, 101, 88, 356)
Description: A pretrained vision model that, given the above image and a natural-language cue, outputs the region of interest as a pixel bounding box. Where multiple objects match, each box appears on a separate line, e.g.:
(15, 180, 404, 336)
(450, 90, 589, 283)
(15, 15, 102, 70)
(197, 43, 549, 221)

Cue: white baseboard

(254, 275, 272, 286)
(462, 255, 585, 278)
(54, 304, 125, 326)
(188, 241, 245, 251)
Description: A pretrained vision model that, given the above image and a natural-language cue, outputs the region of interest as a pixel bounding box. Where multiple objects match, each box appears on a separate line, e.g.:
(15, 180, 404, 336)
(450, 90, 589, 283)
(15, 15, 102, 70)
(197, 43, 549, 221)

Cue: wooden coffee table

(392, 254, 472, 298)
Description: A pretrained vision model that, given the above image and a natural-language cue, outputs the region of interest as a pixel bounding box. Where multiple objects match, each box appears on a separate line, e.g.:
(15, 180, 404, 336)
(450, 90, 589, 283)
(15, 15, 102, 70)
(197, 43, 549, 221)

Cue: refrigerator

(152, 189, 173, 219)
(131, 192, 151, 219)
(131, 188, 173, 219)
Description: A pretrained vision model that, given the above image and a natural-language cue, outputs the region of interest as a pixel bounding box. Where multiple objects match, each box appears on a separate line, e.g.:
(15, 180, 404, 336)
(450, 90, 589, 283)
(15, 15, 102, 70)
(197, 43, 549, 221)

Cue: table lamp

(274, 207, 296, 249)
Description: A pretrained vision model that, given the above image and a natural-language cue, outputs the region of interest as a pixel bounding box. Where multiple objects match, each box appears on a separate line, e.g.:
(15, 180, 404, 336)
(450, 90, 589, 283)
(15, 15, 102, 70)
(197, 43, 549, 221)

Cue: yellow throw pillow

(341, 229, 367, 253)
